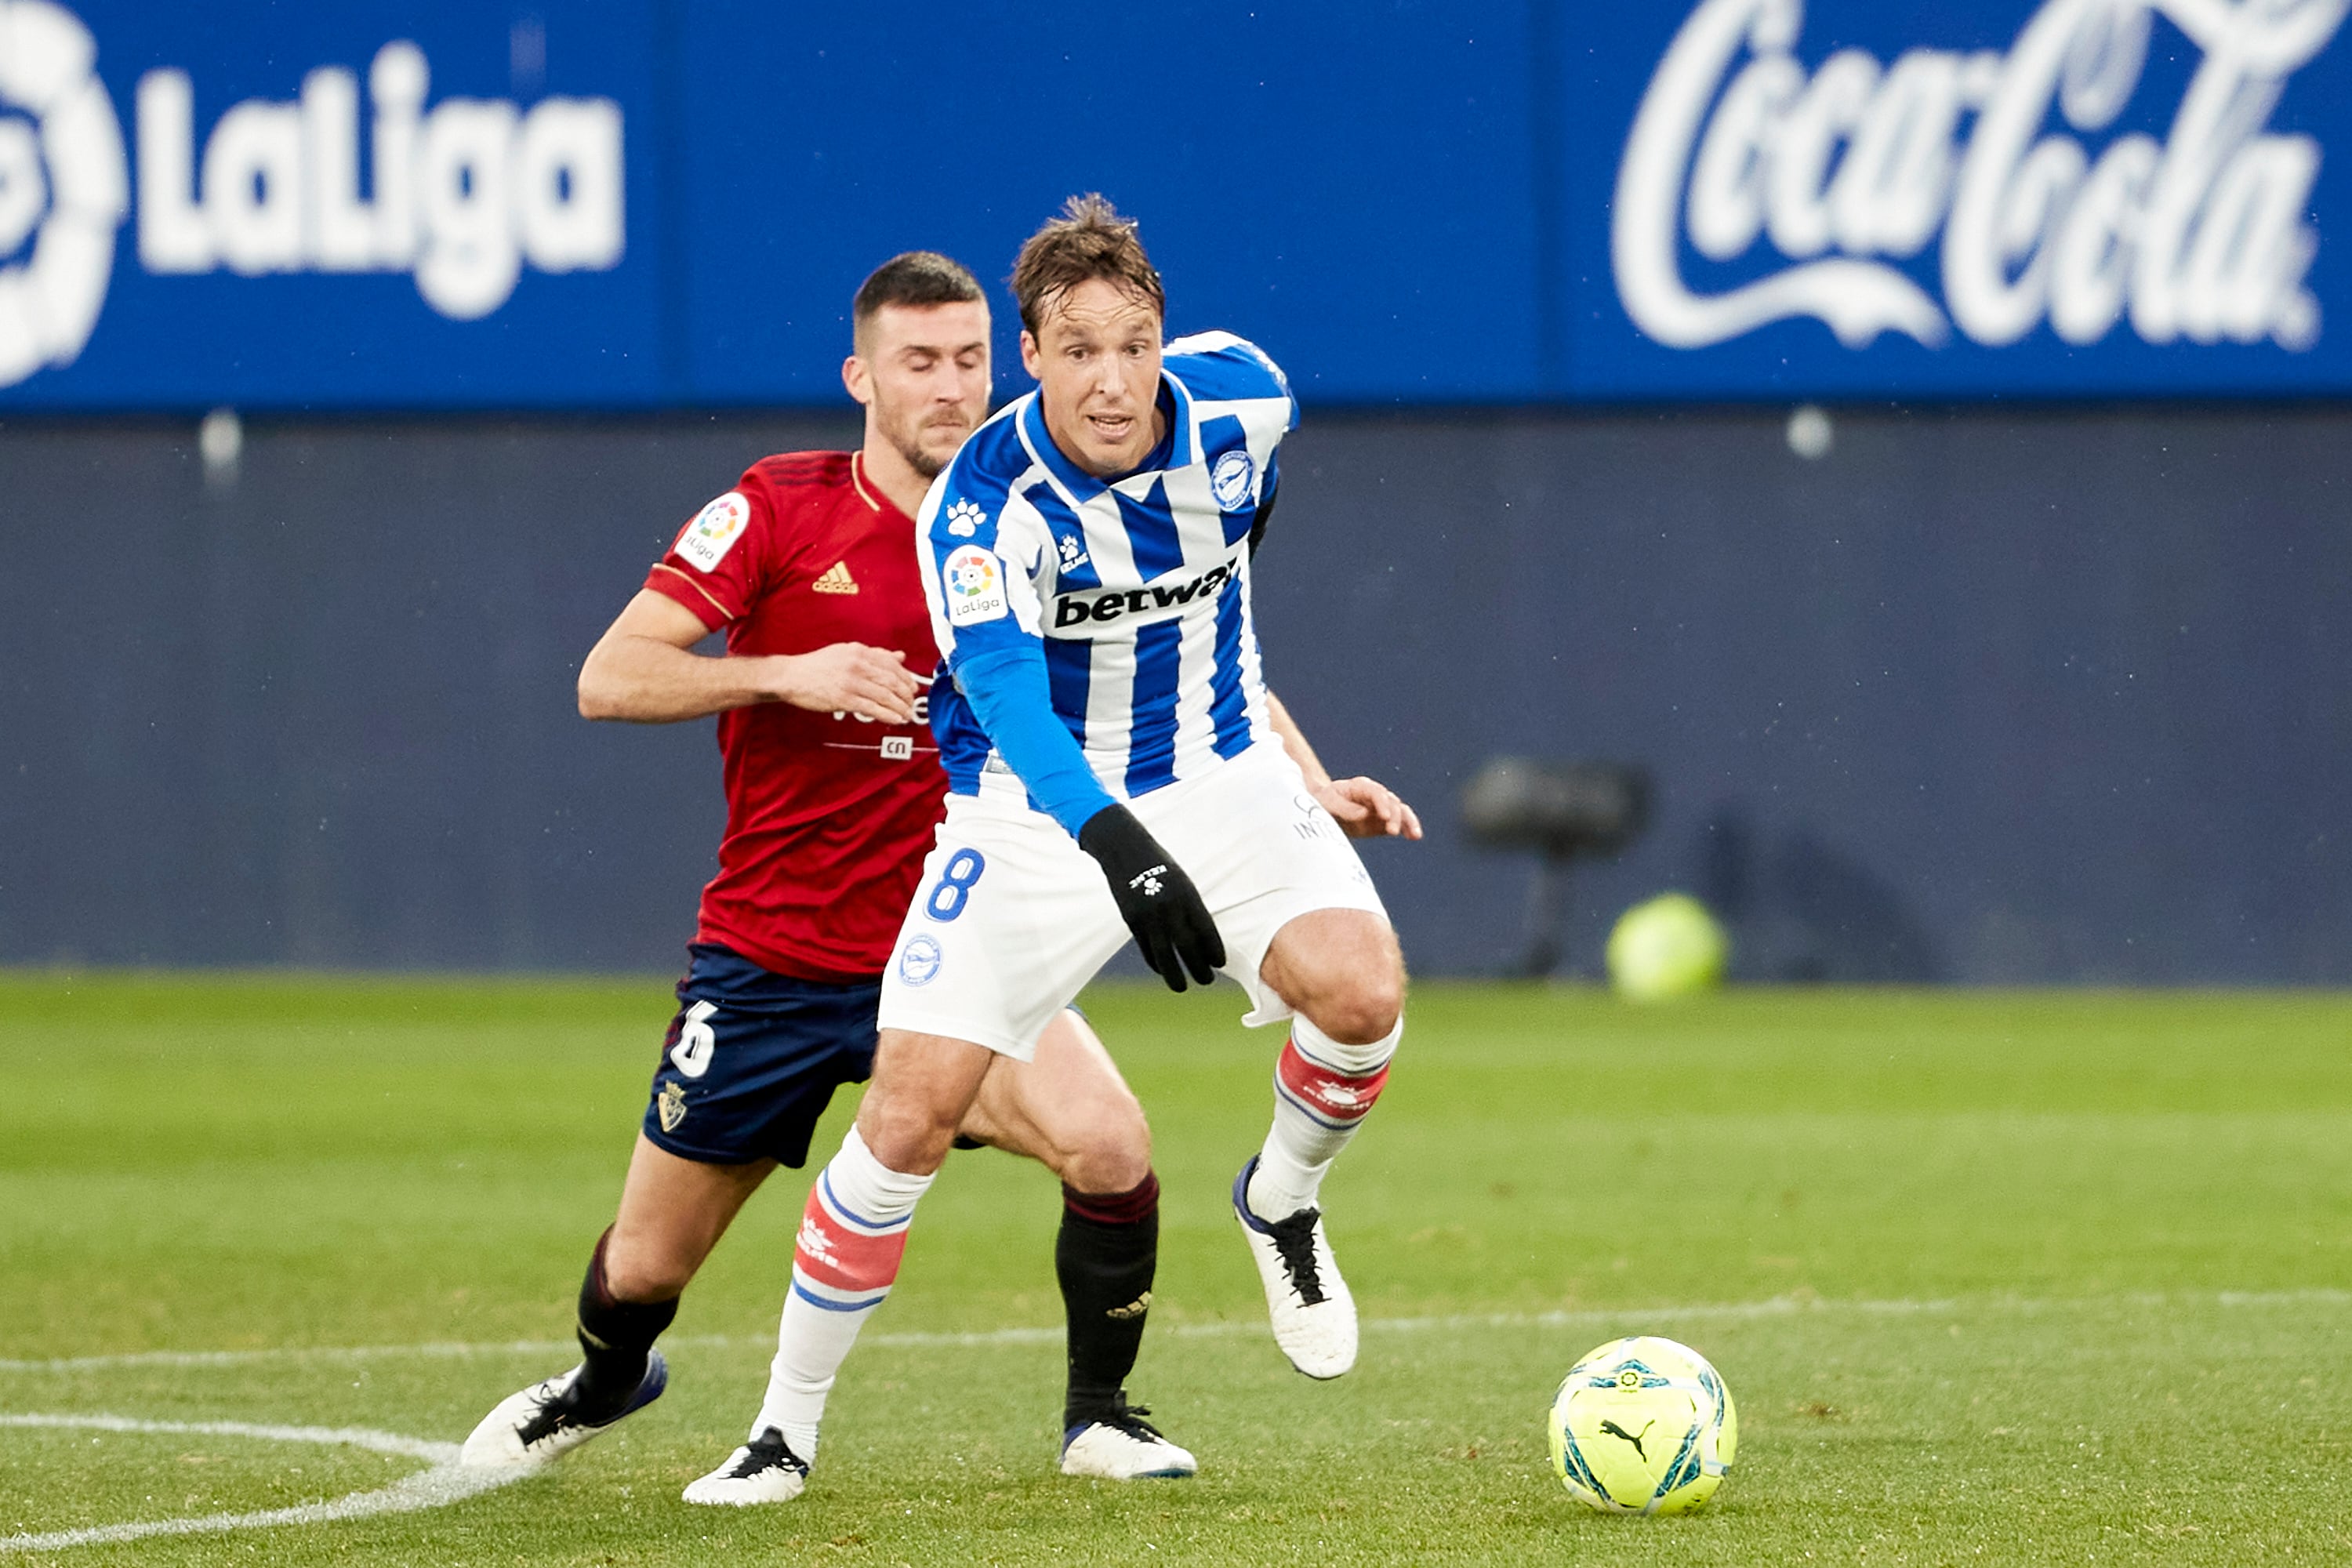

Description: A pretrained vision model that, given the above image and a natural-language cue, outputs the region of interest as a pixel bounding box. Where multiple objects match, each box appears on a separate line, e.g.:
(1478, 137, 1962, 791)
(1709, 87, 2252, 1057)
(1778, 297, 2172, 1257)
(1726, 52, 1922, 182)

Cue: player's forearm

(1265, 691, 1333, 791)
(578, 634, 784, 723)
(953, 645, 1118, 836)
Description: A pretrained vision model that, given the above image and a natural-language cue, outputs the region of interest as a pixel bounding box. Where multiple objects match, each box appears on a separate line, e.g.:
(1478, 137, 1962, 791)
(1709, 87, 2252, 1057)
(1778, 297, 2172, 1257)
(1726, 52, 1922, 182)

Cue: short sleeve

(644, 470, 782, 631)
(1164, 331, 1299, 436)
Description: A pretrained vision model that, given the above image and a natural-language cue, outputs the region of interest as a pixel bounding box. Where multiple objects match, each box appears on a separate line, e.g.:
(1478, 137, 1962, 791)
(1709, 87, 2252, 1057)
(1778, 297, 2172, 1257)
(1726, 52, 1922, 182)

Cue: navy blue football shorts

(640, 942, 882, 1169)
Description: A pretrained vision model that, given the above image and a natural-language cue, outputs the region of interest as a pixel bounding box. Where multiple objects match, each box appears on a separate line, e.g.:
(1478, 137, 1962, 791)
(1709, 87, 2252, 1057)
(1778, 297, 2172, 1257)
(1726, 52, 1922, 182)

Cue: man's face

(1021, 277, 1163, 478)
(851, 300, 992, 478)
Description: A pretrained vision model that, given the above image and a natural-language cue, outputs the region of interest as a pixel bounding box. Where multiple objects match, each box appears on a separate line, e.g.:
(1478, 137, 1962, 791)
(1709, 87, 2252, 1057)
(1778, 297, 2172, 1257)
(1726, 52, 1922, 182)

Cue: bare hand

(771, 643, 920, 724)
(1315, 776, 1424, 840)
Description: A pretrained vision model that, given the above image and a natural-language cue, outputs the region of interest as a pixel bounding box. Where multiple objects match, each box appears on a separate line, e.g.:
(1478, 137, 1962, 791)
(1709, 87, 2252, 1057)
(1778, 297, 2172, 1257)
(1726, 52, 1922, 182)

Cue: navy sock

(1056, 1174, 1160, 1431)
(572, 1228, 678, 1419)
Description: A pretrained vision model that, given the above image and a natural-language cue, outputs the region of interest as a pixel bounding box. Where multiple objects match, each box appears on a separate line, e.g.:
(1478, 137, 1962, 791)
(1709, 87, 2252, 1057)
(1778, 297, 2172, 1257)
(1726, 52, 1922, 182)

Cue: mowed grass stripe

(9, 1287, 2352, 1374)
(4, 978, 2350, 1565)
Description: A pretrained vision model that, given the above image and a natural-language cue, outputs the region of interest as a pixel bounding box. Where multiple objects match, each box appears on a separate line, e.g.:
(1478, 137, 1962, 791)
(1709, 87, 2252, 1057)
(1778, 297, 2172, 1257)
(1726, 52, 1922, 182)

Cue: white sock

(751, 1127, 934, 1458)
(1246, 1014, 1403, 1221)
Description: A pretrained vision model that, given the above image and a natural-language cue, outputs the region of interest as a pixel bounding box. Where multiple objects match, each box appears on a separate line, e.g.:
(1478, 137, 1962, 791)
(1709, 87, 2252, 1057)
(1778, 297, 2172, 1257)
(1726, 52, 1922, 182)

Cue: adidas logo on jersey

(813, 562, 858, 594)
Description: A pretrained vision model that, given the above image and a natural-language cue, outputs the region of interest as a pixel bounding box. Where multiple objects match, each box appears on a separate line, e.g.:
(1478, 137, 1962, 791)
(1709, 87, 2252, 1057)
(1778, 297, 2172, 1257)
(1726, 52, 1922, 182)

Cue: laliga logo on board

(1613, 0, 2350, 354)
(0, 5, 625, 390)
(0, 1, 129, 388)
(137, 40, 622, 321)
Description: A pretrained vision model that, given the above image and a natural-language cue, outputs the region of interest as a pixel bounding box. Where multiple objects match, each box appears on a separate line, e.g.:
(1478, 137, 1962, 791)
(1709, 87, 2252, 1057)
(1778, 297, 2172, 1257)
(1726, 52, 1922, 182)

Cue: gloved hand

(1077, 804, 1225, 992)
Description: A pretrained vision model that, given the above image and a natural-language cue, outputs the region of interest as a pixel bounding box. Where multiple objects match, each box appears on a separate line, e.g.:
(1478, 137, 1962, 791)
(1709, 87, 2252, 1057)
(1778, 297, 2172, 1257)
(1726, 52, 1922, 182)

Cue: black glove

(1078, 804, 1226, 992)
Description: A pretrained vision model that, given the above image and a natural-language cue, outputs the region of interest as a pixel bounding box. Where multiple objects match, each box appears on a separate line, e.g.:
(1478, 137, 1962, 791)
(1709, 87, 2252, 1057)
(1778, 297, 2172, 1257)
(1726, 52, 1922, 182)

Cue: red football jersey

(644, 451, 945, 982)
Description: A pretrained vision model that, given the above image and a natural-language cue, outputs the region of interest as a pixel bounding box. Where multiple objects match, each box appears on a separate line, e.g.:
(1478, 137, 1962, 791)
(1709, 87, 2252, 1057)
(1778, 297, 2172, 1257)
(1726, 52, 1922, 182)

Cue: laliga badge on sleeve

(677, 492, 752, 572)
(943, 545, 1009, 626)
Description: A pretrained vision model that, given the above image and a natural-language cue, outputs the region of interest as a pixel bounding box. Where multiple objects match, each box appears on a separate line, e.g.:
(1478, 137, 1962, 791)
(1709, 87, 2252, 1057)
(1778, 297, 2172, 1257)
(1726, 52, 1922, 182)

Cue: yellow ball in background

(1606, 893, 1728, 1001)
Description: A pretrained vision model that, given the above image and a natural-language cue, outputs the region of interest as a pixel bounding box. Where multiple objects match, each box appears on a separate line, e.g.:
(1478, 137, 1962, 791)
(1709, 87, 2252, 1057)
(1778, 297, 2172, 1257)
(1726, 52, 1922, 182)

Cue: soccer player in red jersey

(460, 253, 1193, 1496)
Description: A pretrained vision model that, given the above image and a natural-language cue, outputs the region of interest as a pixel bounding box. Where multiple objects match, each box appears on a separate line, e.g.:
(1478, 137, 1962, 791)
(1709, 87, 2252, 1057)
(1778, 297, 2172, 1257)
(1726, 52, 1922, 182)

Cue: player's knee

(1313, 944, 1406, 1046)
(855, 1093, 960, 1177)
(601, 1233, 695, 1303)
(1317, 989, 1401, 1047)
(1063, 1096, 1152, 1194)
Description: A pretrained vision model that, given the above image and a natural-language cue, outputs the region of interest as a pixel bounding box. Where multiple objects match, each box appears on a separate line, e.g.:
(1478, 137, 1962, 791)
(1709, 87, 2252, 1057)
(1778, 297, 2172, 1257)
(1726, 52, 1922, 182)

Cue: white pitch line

(0, 1413, 531, 1555)
(2, 1288, 2345, 1377)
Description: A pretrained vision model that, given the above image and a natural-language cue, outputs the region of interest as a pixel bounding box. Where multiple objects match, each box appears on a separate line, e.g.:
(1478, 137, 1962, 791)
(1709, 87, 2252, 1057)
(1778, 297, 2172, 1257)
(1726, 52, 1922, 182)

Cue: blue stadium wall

(4, 1, 2350, 981)
(4, 406, 2347, 983)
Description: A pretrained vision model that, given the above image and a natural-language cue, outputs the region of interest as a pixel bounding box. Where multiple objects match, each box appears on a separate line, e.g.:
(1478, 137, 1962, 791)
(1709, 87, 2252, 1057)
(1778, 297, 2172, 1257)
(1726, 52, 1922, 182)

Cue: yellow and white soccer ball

(1548, 1335, 1737, 1515)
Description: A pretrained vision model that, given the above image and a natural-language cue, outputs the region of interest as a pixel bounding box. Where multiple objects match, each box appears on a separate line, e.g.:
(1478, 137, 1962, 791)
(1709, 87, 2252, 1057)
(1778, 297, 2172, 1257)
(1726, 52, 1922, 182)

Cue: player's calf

(1247, 1018, 1400, 1221)
(1058, 1172, 1160, 1435)
(1236, 1014, 1403, 1381)
(573, 1228, 682, 1416)
(739, 1127, 934, 1467)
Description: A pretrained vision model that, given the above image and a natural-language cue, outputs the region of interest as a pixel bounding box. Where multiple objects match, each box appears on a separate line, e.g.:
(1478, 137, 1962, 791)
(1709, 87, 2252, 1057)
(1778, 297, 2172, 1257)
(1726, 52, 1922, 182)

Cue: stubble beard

(882, 407, 964, 481)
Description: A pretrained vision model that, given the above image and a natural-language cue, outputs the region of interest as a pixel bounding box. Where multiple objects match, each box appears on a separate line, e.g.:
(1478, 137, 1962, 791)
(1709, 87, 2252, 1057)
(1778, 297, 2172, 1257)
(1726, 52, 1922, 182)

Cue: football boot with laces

(1060, 1395, 1197, 1480)
(681, 1426, 813, 1505)
(1232, 1156, 1357, 1379)
(459, 1350, 668, 1468)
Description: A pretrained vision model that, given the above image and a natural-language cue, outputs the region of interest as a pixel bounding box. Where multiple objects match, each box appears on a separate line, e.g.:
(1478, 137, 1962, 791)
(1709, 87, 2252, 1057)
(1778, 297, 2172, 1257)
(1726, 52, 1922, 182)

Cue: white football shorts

(877, 739, 1389, 1061)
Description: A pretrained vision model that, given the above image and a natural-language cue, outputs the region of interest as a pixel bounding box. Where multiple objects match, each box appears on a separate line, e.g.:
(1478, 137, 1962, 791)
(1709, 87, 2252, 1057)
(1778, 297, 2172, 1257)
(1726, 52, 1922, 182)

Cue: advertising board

(2, 0, 2345, 407)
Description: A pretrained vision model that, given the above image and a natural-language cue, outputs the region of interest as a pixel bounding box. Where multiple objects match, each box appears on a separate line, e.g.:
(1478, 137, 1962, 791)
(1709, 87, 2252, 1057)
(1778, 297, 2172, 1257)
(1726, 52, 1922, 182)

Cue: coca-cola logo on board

(1613, 0, 2350, 353)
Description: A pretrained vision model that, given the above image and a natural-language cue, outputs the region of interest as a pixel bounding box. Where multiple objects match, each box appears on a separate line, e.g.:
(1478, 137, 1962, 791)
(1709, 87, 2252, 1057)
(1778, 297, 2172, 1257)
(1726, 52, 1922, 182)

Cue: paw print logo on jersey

(945, 500, 987, 538)
(1057, 534, 1090, 571)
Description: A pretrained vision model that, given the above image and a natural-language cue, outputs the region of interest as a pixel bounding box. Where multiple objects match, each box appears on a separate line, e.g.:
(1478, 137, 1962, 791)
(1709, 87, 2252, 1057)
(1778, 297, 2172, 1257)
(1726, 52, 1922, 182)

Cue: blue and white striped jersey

(916, 331, 1298, 829)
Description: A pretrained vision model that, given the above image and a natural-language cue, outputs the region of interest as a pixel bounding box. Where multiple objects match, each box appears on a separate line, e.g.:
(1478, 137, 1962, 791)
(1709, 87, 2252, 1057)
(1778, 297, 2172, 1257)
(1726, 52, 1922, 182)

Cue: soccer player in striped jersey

(739, 196, 1420, 1472)
(459, 252, 1196, 1499)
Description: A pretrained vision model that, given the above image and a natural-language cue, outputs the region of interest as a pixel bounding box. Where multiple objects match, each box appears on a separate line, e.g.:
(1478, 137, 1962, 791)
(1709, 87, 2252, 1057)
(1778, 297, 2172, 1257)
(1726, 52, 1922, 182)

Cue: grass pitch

(2, 976, 2349, 1565)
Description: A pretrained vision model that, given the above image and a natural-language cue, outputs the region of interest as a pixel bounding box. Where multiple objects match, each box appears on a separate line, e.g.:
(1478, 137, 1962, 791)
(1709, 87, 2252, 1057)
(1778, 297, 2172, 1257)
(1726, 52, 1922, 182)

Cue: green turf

(2, 976, 2349, 1563)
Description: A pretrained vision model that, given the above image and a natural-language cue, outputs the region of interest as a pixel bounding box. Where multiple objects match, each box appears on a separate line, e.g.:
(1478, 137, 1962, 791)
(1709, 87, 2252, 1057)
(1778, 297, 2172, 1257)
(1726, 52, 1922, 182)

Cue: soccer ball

(1605, 893, 1728, 1001)
(1548, 1336, 1737, 1515)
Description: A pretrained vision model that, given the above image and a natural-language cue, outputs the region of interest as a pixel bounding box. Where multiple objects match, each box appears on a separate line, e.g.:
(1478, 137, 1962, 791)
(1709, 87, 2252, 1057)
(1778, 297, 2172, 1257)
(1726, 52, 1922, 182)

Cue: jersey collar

(848, 449, 913, 523)
(1017, 368, 1197, 505)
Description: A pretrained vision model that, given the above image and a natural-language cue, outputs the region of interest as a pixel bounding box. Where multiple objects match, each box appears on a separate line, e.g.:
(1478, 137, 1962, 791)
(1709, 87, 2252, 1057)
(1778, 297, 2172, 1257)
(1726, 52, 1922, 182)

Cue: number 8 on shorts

(925, 849, 986, 921)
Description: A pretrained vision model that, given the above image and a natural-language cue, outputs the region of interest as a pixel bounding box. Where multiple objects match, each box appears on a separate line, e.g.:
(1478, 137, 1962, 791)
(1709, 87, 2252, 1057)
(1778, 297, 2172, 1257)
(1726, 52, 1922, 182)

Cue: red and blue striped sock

(753, 1127, 932, 1458)
(1246, 1015, 1402, 1221)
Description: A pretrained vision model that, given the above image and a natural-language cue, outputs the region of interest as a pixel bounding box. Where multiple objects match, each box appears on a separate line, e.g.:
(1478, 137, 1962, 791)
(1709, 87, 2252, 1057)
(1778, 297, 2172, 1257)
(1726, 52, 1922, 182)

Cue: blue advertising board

(1563, 0, 2352, 400)
(2, 0, 2347, 408)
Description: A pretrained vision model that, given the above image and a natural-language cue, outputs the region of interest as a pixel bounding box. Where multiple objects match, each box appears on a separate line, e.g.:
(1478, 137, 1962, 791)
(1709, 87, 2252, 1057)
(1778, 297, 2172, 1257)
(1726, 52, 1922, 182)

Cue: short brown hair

(1009, 194, 1165, 336)
(852, 251, 985, 347)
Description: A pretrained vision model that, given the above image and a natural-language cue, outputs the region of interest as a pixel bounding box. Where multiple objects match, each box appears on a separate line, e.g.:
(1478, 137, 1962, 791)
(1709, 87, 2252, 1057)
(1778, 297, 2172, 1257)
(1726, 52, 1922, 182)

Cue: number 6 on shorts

(924, 848, 986, 922)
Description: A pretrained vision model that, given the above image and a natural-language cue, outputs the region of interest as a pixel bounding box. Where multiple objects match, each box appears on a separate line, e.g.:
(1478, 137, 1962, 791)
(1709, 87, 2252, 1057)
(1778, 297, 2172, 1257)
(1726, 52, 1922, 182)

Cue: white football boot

(1059, 1397, 1197, 1480)
(681, 1427, 812, 1505)
(459, 1350, 668, 1467)
(1232, 1156, 1358, 1379)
